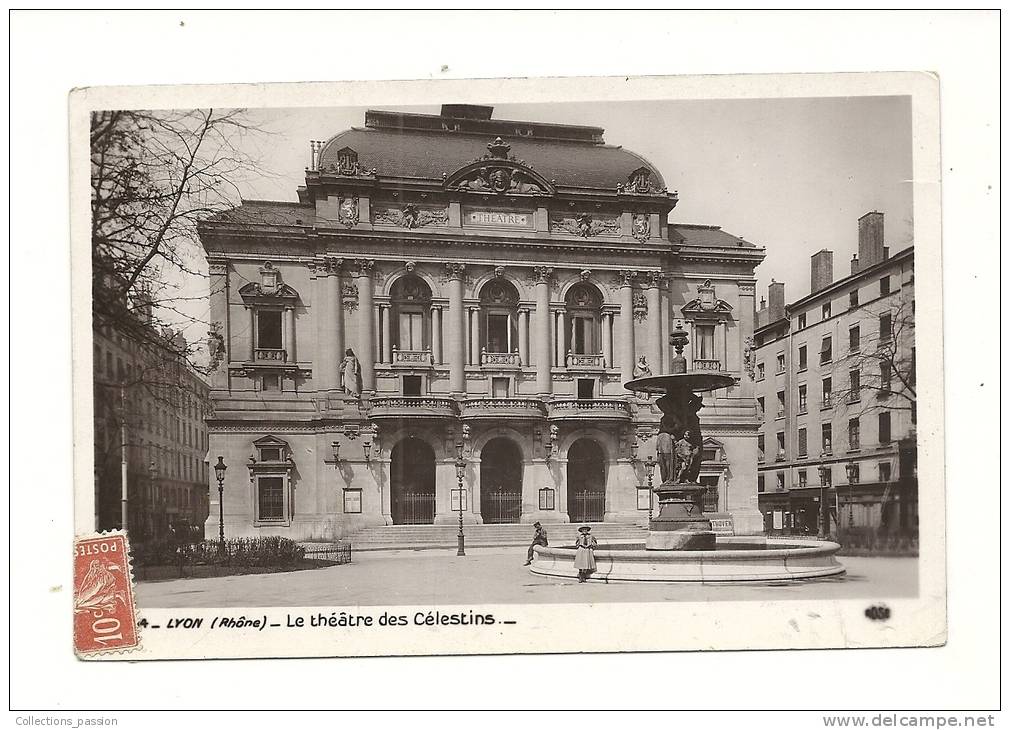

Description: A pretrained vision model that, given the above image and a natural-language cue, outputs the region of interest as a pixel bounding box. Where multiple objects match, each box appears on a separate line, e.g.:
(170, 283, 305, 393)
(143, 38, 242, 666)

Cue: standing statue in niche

(655, 391, 704, 484)
(634, 355, 652, 378)
(340, 348, 361, 397)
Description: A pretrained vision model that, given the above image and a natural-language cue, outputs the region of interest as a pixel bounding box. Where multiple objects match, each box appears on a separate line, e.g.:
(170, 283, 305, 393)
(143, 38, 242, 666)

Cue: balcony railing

(368, 396, 457, 420)
(548, 399, 632, 421)
(481, 350, 521, 368)
(565, 352, 605, 370)
(391, 347, 433, 367)
(693, 358, 723, 371)
(459, 398, 546, 420)
(845, 390, 861, 404)
(254, 348, 287, 362)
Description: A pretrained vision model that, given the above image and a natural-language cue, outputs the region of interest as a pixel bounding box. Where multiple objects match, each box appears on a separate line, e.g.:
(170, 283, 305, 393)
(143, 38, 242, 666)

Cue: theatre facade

(199, 105, 765, 540)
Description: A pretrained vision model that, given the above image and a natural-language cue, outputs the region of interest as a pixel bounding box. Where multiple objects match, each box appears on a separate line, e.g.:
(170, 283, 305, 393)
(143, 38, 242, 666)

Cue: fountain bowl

(529, 537, 845, 583)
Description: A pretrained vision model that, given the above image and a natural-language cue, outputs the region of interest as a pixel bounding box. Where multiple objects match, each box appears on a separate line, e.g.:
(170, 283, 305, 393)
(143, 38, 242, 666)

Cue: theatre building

(199, 105, 765, 541)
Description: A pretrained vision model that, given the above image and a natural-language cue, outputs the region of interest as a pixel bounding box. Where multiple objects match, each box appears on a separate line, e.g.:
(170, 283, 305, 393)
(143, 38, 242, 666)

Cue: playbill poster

(69, 72, 945, 661)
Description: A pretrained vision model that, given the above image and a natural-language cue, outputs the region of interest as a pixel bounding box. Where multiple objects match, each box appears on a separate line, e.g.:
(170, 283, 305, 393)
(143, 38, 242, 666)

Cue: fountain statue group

(655, 391, 702, 485)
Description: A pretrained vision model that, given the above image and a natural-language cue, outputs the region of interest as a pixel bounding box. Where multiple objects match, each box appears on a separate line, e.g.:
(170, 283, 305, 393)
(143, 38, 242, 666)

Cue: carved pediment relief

(238, 263, 299, 303)
(444, 136, 555, 196)
(681, 279, 732, 318)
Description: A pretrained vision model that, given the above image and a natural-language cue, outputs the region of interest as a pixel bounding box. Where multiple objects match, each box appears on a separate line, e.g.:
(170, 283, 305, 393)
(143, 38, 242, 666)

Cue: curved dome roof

(317, 126, 666, 192)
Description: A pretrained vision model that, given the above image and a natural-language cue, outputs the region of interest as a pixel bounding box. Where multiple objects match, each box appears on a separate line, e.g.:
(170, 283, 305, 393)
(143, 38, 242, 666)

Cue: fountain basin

(529, 537, 845, 583)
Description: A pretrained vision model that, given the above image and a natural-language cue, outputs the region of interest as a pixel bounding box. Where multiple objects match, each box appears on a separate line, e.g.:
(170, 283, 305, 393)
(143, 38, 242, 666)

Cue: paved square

(135, 548, 918, 608)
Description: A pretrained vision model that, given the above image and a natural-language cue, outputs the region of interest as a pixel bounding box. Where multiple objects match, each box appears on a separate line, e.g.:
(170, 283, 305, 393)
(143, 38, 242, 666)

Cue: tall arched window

(565, 283, 603, 356)
(390, 275, 432, 352)
(479, 279, 520, 356)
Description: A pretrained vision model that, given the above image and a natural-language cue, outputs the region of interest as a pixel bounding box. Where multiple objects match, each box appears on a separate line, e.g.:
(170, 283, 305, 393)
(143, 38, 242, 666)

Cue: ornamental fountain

(528, 323, 845, 583)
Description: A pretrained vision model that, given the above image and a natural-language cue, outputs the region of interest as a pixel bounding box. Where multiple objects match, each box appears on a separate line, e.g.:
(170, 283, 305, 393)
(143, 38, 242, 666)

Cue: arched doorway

(567, 439, 606, 522)
(480, 437, 523, 524)
(390, 438, 436, 525)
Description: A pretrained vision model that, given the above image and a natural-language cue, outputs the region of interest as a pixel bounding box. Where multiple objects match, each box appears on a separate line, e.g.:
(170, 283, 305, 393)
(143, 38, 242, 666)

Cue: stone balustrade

(548, 399, 633, 421)
(693, 358, 722, 371)
(391, 347, 434, 367)
(254, 348, 287, 362)
(459, 397, 546, 420)
(368, 396, 457, 420)
(480, 350, 522, 368)
(565, 352, 605, 370)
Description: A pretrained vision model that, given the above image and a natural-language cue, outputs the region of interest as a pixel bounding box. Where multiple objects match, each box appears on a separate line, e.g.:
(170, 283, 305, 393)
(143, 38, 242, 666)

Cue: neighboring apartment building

(753, 212, 917, 537)
(198, 104, 767, 541)
(93, 318, 211, 540)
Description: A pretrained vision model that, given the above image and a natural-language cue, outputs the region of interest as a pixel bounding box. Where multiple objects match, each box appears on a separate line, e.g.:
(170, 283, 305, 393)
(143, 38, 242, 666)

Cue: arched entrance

(480, 437, 523, 524)
(567, 438, 606, 523)
(390, 438, 436, 525)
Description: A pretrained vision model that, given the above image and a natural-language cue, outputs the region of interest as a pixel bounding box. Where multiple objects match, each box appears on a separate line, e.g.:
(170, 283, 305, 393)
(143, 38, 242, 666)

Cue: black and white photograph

(68, 72, 946, 661)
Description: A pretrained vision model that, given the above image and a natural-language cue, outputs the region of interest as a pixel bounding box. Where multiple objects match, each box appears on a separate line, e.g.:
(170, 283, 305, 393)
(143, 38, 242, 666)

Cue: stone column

(469, 306, 481, 365)
(618, 270, 637, 384)
(645, 273, 662, 374)
(355, 260, 376, 393)
(602, 311, 613, 369)
(313, 262, 332, 390)
(555, 310, 565, 368)
(380, 304, 392, 363)
(248, 306, 256, 360)
(285, 306, 296, 363)
(659, 281, 670, 373)
(533, 266, 553, 395)
(330, 260, 344, 382)
(518, 308, 529, 366)
(445, 263, 466, 394)
(431, 305, 442, 364)
(208, 261, 230, 389)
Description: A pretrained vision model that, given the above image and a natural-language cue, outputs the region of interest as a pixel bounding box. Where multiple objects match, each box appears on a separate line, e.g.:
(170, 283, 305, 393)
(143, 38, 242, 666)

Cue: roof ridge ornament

(487, 136, 511, 159)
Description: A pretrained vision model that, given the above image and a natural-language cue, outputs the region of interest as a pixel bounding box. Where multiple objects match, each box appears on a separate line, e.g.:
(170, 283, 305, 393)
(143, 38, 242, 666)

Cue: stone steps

(336, 522, 649, 551)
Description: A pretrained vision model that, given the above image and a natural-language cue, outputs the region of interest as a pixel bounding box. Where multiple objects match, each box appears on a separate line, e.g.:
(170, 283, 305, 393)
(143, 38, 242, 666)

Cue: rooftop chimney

(858, 211, 885, 268)
(768, 280, 785, 323)
(850, 254, 860, 275)
(811, 249, 834, 293)
(440, 104, 494, 120)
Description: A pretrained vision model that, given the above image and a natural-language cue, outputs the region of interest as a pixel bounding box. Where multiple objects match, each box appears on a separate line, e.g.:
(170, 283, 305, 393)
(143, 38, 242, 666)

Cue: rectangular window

(757, 435, 765, 462)
(849, 325, 860, 352)
(757, 475, 765, 493)
(257, 310, 283, 350)
(879, 462, 892, 482)
(822, 376, 832, 408)
(798, 313, 807, 329)
(696, 324, 716, 360)
(400, 311, 425, 351)
(879, 361, 892, 393)
(822, 302, 831, 319)
(821, 423, 832, 455)
(403, 375, 422, 396)
(491, 376, 510, 398)
(577, 378, 595, 400)
(756, 362, 765, 380)
(257, 477, 285, 521)
(486, 313, 509, 353)
(820, 336, 832, 364)
(848, 417, 861, 451)
(798, 385, 808, 413)
(776, 432, 785, 460)
(878, 412, 892, 443)
(798, 428, 808, 457)
(849, 290, 859, 309)
(849, 464, 861, 484)
(820, 467, 832, 487)
(798, 345, 807, 370)
(880, 276, 891, 296)
(798, 469, 808, 488)
(776, 472, 785, 491)
(879, 313, 893, 341)
(848, 369, 861, 401)
(756, 397, 765, 420)
(776, 390, 785, 418)
(776, 353, 785, 373)
(262, 374, 280, 392)
(570, 315, 595, 355)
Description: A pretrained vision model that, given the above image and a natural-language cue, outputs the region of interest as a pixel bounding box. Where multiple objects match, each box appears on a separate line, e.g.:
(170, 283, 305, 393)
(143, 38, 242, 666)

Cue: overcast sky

(237, 96, 913, 307)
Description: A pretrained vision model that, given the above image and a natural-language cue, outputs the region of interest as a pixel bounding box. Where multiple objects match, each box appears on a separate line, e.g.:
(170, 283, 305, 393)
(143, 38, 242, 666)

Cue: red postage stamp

(73, 531, 139, 655)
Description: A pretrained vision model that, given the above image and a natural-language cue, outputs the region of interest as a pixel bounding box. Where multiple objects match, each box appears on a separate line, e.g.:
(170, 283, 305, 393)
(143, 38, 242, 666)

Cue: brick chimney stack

(850, 253, 860, 275)
(858, 211, 885, 268)
(810, 249, 834, 293)
(768, 280, 785, 322)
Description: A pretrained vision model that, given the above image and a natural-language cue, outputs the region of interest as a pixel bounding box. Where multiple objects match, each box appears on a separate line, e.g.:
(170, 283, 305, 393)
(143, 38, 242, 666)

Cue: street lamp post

(213, 456, 227, 553)
(454, 439, 466, 557)
(644, 454, 657, 523)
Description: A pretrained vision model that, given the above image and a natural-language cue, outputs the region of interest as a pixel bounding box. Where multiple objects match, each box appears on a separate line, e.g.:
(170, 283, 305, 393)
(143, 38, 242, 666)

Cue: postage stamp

(73, 531, 139, 656)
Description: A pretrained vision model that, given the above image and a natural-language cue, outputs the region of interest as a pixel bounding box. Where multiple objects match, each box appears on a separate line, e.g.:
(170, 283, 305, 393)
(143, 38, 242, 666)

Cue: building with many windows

(93, 321, 211, 541)
(198, 105, 766, 540)
(753, 212, 916, 537)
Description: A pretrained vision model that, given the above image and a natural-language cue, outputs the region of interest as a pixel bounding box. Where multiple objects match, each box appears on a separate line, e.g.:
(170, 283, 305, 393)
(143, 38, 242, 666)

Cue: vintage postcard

(70, 72, 944, 660)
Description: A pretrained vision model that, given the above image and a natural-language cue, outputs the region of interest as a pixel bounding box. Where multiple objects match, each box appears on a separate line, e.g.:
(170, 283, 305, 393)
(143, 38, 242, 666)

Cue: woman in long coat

(574, 526, 598, 582)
